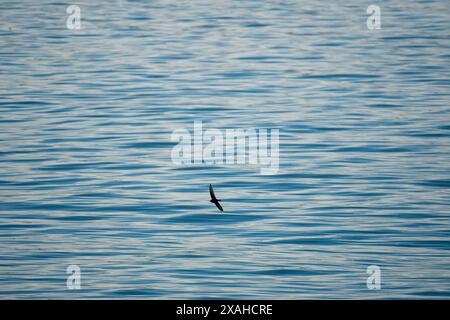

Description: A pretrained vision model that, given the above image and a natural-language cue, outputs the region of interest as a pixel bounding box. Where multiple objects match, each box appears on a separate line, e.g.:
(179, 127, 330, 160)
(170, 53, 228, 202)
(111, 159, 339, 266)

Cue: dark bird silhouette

(209, 184, 223, 212)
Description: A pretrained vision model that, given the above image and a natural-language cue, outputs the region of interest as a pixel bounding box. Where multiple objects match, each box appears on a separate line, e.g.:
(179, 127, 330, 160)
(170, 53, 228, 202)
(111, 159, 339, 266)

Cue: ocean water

(0, 0, 449, 299)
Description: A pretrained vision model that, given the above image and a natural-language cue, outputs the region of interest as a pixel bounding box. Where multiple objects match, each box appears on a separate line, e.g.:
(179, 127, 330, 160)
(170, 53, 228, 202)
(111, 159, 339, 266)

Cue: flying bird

(209, 184, 223, 212)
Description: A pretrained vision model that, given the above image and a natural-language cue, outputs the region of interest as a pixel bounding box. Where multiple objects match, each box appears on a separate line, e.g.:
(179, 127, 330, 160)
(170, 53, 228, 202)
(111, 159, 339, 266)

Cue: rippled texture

(0, 0, 450, 299)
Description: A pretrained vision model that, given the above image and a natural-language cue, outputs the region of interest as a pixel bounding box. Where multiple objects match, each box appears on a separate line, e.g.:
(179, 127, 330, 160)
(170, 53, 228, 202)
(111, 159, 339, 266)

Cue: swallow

(209, 184, 223, 212)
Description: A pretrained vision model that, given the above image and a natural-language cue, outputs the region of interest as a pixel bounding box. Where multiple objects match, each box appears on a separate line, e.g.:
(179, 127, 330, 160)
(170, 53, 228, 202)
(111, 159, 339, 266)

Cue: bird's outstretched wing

(209, 184, 217, 201)
(214, 201, 224, 212)
(209, 184, 224, 212)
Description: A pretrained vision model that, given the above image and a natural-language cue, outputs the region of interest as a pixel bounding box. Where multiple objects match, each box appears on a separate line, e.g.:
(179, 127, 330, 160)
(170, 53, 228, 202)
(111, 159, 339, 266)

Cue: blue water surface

(0, 0, 449, 299)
